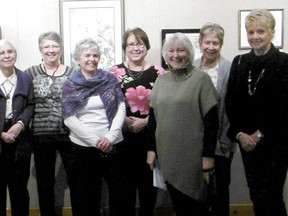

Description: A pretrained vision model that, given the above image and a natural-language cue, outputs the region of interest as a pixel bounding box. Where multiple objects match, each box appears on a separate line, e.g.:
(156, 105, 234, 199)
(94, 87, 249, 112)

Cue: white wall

(1, 0, 288, 69)
(1, 0, 288, 208)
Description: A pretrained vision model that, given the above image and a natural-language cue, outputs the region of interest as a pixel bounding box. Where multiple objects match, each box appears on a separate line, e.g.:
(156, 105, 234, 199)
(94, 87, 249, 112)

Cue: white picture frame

(238, 9, 284, 50)
(60, 0, 124, 70)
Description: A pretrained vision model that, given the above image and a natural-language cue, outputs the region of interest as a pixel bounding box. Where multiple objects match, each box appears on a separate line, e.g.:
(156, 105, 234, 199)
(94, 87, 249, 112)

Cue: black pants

(166, 182, 210, 216)
(240, 138, 288, 216)
(62, 141, 136, 216)
(114, 133, 158, 216)
(210, 154, 233, 216)
(33, 135, 69, 216)
(0, 143, 31, 216)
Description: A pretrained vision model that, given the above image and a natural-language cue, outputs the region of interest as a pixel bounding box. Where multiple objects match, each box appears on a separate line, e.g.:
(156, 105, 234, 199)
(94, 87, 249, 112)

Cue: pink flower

(153, 65, 165, 74)
(125, 86, 151, 115)
(110, 66, 126, 82)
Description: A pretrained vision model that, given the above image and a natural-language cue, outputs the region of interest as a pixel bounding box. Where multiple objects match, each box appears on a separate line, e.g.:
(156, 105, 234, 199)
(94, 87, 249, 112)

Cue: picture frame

(0, 26, 2, 39)
(161, 29, 201, 69)
(238, 9, 284, 50)
(59, 0, 124, 70)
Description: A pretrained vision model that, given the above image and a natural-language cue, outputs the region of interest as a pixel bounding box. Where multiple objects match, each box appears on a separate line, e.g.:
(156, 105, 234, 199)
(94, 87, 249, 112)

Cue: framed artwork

(161, 29, 201, 69)
(238, 9, 284, 50)
(59, 0, 124, 70)
(0, 26, 2, 39)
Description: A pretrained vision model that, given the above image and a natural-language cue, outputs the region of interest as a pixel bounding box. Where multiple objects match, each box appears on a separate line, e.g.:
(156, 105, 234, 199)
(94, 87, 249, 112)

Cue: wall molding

(7, 204, 254, 216)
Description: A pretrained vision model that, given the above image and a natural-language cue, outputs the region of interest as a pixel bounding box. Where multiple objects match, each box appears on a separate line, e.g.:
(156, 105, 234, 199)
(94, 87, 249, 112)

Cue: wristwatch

(256, 130, 263, 138)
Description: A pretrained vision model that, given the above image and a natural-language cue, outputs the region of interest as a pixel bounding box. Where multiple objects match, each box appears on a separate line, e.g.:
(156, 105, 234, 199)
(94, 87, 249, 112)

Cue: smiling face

(76, 49, 101, 75)
(200, 32, 222, 63)
(0, 42, 17, 70)
(125, 34, 147, 64)
(165, 42, 190, 69)
(40, 39, 62, 65)
(246, 21, 274, 56)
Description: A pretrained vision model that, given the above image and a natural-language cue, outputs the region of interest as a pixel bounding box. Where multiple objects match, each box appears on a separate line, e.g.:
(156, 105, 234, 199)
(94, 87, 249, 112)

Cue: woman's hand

(238, 132, 257, 152)
(7, 122, 23, 139)
(202, 157, 215, 184)
(127, 116, 148, 133)
(96, 137, 112, 153)
(147, 151, 156, 170)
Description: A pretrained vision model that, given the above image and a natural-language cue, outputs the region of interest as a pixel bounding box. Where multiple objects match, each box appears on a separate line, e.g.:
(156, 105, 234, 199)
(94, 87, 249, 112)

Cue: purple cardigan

(0, 67, 35, 160)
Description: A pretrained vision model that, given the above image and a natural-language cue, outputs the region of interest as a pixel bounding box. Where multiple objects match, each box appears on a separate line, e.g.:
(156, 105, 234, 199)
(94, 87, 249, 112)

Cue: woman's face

(125, 34, 147, 63)
(166, 42, 190, 69)
(246, 22, 274, 55)
(200, 32, 221, 63)
(40, 39, 62, 64)
(76, 49, 101, 74)
(0, 43, 17, 70)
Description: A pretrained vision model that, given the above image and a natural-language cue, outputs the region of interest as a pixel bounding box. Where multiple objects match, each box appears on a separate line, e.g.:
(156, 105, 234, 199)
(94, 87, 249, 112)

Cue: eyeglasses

(126, 42, 146, 49)
(42, 45, 60, 51)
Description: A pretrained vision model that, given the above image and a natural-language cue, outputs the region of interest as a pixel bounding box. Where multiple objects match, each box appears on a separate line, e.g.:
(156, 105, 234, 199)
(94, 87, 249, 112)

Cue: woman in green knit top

(147, 32, 219, 216)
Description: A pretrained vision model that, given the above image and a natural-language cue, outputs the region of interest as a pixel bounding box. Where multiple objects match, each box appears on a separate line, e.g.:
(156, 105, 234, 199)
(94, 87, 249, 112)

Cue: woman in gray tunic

(147, 32, 219, 216)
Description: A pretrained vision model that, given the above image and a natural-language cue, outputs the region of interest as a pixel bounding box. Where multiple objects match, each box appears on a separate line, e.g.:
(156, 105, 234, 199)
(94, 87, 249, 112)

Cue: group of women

(0, 8, 287, 216)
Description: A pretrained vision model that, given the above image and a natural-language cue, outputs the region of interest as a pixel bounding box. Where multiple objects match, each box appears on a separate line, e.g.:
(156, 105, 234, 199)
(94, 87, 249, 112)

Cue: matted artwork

(238, 9, 284, 50)
(60, 0, 124, 70)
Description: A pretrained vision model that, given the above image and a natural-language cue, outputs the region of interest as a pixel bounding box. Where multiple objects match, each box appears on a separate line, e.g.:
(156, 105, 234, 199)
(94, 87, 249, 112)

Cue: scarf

(62, 69, 124, 128)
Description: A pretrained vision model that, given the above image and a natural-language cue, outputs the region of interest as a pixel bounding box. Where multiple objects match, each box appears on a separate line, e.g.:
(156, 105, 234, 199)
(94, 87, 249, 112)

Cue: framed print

(238, 9, 284, 50)
(60, 0, 124, 70)
(161, 29, 201, 69)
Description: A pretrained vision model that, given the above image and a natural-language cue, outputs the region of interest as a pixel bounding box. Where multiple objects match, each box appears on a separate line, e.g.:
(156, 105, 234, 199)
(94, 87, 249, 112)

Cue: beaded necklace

(248, 69, 265, 95)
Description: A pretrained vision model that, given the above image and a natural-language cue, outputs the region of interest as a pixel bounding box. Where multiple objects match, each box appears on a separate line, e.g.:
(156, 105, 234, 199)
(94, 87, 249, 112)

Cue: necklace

(248, 69, 265, 95)
(127, 63, 145, 80)
(43, 64, 59, 85)
(43, 64, 59, 76)
(1, 80, 14, 99)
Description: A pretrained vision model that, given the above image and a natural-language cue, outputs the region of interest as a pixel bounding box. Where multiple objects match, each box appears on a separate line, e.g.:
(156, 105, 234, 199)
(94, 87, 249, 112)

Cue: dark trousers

(166, 182, 210, 216)
(33, 135, 69, 216)
(62, 141, 133, 216)
(210, 154, 233, 216)
(114, 134, 158, 216)
(0, 143, 31, 216)
(240, 139, 288, 216)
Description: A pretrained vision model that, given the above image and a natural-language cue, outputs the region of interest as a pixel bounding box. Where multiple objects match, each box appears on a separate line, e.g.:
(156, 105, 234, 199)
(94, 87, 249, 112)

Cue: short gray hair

(38, 31, 63, 51)
(161, 32, 194, 64)
(199, 22, 225, 46)
(73, 38, 101, 61)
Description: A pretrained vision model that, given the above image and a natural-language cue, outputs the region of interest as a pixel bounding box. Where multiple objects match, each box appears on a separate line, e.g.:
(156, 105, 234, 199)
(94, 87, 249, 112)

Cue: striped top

(25, 64, 75, 135)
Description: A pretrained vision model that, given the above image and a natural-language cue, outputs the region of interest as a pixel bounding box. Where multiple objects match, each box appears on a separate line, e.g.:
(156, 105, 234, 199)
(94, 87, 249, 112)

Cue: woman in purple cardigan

(0, 39, 34, 216)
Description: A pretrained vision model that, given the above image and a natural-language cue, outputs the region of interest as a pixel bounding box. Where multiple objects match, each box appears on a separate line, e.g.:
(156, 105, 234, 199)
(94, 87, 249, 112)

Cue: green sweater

(150, 67, 218, 201)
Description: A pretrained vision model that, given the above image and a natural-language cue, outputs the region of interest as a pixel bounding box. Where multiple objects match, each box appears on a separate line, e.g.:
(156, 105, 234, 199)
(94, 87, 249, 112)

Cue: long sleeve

(64, 114, 101, 147)
(147, 107, 157, 152)
(105, 101, 126, 144)
(203, 105, 219, 157)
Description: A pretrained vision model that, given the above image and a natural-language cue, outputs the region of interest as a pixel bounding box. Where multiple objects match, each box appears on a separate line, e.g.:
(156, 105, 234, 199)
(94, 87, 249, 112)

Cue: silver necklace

(248, 69, 265, 95)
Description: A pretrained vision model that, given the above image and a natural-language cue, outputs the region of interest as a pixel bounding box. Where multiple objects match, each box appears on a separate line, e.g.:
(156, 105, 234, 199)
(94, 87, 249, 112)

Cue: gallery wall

(1, 0, 288, 208)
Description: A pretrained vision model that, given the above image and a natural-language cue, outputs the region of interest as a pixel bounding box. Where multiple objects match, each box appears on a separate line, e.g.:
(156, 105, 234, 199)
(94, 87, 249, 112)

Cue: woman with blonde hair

(226, 9, 288, 216)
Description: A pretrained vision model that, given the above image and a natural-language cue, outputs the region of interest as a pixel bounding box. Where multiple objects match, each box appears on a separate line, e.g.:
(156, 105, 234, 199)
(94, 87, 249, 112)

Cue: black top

(226, 44, 288, 142)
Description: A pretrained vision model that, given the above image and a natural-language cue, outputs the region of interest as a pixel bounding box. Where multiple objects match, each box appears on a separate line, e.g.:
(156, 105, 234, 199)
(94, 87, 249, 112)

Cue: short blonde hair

(245, 9, 275, 34)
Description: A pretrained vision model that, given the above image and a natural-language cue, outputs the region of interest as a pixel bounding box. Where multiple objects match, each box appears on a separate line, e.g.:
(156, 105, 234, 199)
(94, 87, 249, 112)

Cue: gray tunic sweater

(150, 67, 218, 201)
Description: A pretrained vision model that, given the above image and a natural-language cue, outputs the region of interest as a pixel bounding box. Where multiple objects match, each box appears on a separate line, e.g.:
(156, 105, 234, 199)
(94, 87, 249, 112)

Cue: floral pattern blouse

(110, 63, 165, 118)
